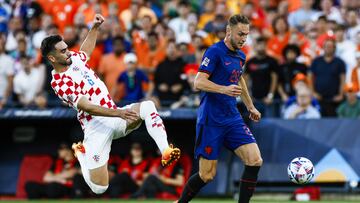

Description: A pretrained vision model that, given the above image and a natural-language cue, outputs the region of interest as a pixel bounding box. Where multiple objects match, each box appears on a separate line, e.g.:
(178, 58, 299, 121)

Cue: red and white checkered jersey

(51, 51, 117, 127)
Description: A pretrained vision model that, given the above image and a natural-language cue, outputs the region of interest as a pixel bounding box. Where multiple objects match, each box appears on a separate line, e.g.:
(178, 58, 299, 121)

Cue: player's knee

(140, 100, 157, 119)
(247, 157, 263, 167)
(199, 171, 216, 183)
(89, 182, 108, 194)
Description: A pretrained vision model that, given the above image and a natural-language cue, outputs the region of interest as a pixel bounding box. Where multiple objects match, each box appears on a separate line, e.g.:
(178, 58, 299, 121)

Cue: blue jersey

(197, 41, 246, 126)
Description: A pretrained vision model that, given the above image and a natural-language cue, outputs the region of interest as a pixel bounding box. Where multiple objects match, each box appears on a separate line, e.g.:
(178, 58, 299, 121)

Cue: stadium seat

(16, 155, 53, 198)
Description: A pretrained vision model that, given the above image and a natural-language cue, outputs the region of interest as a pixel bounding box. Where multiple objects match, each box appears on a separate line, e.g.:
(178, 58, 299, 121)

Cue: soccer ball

(287, 157, 315, 184)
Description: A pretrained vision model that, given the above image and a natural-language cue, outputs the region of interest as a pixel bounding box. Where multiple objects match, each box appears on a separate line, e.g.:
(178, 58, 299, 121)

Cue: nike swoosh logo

(225, 62, 232, 65)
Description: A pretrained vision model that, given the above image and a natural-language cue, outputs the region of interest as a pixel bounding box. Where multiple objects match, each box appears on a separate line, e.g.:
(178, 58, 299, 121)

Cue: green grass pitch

(0, 200, 358, 203)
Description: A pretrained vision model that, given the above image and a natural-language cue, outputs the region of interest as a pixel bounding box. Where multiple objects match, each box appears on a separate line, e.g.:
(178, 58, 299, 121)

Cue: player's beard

(230, 36, 243, 50)
(58, 58, 72, 66)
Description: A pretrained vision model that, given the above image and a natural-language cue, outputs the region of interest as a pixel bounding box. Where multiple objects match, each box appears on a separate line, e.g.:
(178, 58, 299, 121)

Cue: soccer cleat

(161, 144, 181, 167)
(72, 142, 85, 157)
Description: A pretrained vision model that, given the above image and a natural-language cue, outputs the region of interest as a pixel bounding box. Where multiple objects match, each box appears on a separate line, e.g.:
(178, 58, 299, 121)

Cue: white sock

(76, 152, 108, 194)
(140, 101, 169, 153)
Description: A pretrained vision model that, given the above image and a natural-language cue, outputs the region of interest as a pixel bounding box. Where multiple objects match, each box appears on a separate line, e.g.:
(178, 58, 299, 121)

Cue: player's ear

(226, 25, 231, 37)
(47, 54, 56, 63)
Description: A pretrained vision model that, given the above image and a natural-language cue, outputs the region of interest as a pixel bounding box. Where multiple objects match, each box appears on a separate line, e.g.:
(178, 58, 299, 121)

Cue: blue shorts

(194, 121, 256, 160)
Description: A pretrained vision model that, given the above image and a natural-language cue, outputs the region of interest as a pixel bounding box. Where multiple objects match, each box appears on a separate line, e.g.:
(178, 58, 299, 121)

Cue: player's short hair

(40, 34, 63, 57)
(228, 14, 250, 27)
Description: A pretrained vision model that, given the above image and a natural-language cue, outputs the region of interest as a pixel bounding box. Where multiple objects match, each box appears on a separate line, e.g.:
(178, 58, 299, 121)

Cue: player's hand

(93, 14, 105, 28)
(248, 107, 261, 122)
(222, 85, 242, 97)
(118, 109, 138, 122)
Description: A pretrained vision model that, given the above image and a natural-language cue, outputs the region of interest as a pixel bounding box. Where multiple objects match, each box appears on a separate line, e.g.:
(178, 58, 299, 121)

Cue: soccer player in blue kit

(177, 15, 263, 203)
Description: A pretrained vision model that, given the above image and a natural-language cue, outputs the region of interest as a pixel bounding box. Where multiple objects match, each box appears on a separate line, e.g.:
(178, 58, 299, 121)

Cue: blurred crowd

(24, 142, 188, 199)
(0, 0, 360, 118)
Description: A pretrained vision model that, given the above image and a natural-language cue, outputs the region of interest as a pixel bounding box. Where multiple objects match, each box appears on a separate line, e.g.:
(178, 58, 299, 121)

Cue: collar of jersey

(220, 40, 246, 60)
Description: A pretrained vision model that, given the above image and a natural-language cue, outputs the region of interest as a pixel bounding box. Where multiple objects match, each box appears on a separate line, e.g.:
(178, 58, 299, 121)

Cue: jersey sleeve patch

(199, 47, 219, 75)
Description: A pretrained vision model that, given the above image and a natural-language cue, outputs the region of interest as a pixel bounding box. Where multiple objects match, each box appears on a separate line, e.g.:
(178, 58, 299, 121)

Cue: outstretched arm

(77, 96, 138, 122)
(80, 14, 105, 57)
(238, 75, 261, 122)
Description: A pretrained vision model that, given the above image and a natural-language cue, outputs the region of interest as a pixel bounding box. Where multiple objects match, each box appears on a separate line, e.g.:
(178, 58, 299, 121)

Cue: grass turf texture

(0, 200, 358, 203)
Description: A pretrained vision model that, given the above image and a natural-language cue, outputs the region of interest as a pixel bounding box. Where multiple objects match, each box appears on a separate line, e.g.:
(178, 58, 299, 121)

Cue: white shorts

(82, 105, 141, 169)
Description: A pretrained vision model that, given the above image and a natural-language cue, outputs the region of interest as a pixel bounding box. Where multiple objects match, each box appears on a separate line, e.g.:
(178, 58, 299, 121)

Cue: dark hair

(40, 35, 62, 57)
(334, 24, 346, 31)
(148, 31, 158, 40)
(317, 15, 327, 22)
(272, 16, 289, 35)
(256, 36, 267, 43)
(283, 44, 301, 58)
(112, 36, 124, 44)
(228, 14, 250, 27)
(17, 38, 27, 45)
(179, 0, 190, 7)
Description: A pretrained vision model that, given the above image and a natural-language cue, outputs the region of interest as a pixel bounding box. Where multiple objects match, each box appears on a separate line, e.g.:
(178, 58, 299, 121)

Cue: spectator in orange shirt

(49, 0, 78, 33)
(133, 30, 166, 76)
(350, 52, 360, 93)
(76, 0, 109, 27)
(267, 16, 291, 62)
(98, 36, 126, 95)
(315, 15, 336, 48)
(197, 0, 215, 29)
(241, 2, 266, 31)
(119, 0, 157, 31)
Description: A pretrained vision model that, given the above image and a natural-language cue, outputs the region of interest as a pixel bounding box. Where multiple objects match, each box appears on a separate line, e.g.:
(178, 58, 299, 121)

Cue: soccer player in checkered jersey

(177, 15, 262, 203)
(40, 14, 180, 195)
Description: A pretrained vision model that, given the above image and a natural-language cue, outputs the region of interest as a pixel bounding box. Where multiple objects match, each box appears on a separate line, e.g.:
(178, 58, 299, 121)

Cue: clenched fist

(93, 14, 105, 28)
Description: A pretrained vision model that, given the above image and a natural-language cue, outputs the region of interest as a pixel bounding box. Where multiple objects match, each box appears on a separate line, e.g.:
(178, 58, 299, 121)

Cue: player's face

(52, 41, 72, 66)
(229, 23, 249, 50)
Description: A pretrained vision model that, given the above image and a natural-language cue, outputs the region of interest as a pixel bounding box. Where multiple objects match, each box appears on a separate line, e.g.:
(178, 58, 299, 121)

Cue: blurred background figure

(277, 44, 308, 102)
(245, 37, 278, 117)
(153, 40, 187, 108)
(13, 56, 46, 108)
(107, 142, 149, 198)
(288, 0, 317, 32)
(24, 143, 79, 199)
(283, 86, 321, 119)
(0, 33, 14, 109)
(336, 83, 360, 118)
(309, 39, 346, 117)
(113, 53, 151, 104)
(170, 64, 199, 109)
(98, 36, 126, 95)
(131, 151, 184, 199)
(350, 51, 360, 95)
